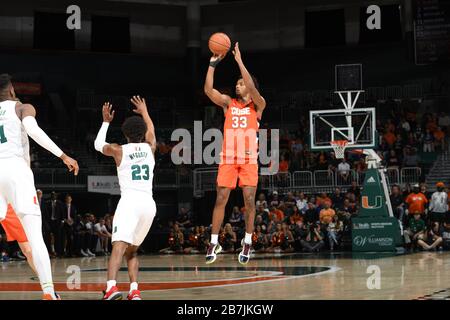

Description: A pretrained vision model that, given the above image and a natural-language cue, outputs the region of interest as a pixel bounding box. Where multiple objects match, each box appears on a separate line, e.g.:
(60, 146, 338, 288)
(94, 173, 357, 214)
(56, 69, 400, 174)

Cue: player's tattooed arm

(18, 103, 79, 175)
(204, 55, 231, 112)
(130, 96, 157, 154)
(95, 102, 122, 166)
(232, 42, 266, 113)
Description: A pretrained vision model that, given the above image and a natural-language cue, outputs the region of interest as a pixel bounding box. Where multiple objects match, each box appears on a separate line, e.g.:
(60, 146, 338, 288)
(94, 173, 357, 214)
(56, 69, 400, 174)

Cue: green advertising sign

(352, 169, 402, 252)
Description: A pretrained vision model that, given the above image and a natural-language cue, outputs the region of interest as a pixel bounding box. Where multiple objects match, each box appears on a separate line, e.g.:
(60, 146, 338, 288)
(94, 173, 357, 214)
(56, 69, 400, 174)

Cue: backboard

(309, 107, 377, 151)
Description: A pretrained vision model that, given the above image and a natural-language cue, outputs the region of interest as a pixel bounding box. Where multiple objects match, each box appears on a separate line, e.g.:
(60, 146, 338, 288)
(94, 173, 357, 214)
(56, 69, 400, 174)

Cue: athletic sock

(130, 282, 138, 293)
(210, 234, 218, 245)
(106, 280, 117, 292)
(42, 283, 55, 297)
(244, 233, 252, 245)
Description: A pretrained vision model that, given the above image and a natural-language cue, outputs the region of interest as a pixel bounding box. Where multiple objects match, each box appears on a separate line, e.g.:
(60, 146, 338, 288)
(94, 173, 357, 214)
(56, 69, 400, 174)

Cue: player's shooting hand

(131, 96, 148, 115)
(232, 42, 242, 64)
(61, 154, 79, 176)
(210, 54, 225, 63)
(102, 102, 115, 123)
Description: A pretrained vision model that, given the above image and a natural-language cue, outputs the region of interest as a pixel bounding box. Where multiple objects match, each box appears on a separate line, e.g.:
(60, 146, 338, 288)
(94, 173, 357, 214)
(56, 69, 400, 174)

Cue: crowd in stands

(161, 181, 450, 254)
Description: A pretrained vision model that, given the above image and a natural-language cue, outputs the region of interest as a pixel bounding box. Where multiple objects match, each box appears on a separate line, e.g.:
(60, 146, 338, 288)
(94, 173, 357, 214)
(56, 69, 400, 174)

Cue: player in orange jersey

(204, 43, 266, 265)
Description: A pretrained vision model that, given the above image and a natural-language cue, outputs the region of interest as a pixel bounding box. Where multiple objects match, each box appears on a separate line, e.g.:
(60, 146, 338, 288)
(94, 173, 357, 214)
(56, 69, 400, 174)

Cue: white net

(330, 140, 348, 159)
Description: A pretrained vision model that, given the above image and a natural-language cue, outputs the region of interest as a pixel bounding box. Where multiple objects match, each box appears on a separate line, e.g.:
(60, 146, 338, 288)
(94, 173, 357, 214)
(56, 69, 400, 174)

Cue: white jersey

(117, 143, 154, 196)
(0, 100, 30, 165)
(430, 191, 448, 213)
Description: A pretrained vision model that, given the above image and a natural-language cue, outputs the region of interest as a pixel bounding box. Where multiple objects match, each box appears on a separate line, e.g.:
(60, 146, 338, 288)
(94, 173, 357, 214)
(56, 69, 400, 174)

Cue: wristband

(209, 60, 221, 68)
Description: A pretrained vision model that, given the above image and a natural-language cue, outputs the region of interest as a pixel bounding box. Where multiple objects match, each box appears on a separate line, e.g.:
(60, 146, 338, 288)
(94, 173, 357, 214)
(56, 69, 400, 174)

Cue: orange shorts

(217, 163, 258, 189)
(1, 205, 28, 243)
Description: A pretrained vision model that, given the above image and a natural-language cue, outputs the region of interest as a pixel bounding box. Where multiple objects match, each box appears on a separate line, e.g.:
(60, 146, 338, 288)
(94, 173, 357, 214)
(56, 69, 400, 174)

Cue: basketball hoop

(330, 140, 348, 159)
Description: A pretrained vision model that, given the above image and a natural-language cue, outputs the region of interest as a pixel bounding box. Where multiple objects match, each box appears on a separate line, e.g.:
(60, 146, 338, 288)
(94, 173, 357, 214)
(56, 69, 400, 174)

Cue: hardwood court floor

(0, 251, 449, 300)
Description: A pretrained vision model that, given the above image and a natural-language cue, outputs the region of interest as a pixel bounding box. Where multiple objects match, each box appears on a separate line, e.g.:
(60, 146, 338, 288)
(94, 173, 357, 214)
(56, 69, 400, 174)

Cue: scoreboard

(414, 0, 450, 64)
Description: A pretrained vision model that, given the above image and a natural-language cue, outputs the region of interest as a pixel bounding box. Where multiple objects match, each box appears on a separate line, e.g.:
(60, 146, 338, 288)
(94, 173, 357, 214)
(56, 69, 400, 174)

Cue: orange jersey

(405, 193, 428, 214)
(221, 99, 260, 164)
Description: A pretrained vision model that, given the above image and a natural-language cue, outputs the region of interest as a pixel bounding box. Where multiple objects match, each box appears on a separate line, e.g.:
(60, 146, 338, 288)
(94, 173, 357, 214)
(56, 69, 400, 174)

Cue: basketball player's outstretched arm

(18, 103, 79, 175)
(94, 102, 122, 166)
(204, 55, 231, 111)
(130, 95, 157, 154)
(232, 42, 266, 112)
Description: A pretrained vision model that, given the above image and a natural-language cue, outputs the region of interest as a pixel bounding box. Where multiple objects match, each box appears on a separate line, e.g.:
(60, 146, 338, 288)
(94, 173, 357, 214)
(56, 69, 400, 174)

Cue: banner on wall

(88, 176, 120, 195)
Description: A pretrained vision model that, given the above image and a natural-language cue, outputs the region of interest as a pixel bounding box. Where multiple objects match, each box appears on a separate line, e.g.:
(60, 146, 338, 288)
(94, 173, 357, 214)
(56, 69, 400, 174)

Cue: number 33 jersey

(221, 98, 261, 164)
(117, 143, 155, 197)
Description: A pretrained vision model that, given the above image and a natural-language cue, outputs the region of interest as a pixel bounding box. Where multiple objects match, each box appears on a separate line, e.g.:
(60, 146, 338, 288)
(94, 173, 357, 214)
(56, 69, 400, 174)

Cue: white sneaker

(86, 249, 96, 257)
(80, 249, 89, 257)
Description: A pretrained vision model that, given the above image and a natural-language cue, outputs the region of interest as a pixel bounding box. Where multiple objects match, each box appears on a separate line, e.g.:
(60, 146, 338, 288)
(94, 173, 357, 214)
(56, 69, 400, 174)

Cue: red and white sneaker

(102, 286, 123, 300)
(127, 290, 142, 300)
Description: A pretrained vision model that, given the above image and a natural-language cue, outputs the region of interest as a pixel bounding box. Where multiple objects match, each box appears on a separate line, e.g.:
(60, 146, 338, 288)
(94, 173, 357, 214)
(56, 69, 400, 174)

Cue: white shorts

(112, 193, 156, 247)
(0, 158, 40, 219)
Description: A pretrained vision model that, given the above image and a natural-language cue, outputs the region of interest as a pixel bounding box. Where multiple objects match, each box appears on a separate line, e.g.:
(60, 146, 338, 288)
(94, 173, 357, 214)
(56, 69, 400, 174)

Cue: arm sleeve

(22, 116, 63, 158)
(94, 122, 110, 153)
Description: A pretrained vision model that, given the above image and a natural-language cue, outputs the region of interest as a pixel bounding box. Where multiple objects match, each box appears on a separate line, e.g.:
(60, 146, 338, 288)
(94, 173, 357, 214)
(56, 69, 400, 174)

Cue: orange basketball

(208, 32, 231, 56)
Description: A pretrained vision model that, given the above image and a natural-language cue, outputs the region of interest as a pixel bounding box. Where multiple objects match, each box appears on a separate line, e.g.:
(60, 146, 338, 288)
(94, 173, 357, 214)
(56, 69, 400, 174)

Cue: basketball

(208, 32, 231, 56)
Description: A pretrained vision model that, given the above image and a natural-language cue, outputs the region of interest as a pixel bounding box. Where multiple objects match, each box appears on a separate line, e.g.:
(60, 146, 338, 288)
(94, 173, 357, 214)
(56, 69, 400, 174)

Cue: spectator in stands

(268, 223, 294, 253)
(429, 182, 449, 225)
(254, 214, 267, 233)
(421, 222, 443, 251)
(256, 193, 268, 209)
(183, 226, 201, 254)
(252, 225, 268, 253)
(403, 213, 426, 251)
(331, 188, 344, 209)
(390, 185, 405, 223)
(269, 205, 285, 223)
(62, 194, 76, 257)
(220, 223, 236, 253)
(423, 129, 434, 152)
(94, 217, 112, 255)
(405, 184, 428, 219)
(283, 192, 297, 216)
(74, 214, 95, 257)
(45, 192, 65, 257)
(300, 223, 325, 253)
(319, 201, 335, 226)
(86, 214, 98, 256)
(176, 207, 193, 230)
(327, 215, 343, 251)
(296, 192, 308, 213)
(337, 158, 351, 183)
(270, 191, 281, 207)
(229, 206, 245, 231)
(304, 202, 319, 224)
(160, 223, 184, 254)
(289, 205, 303, 225)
